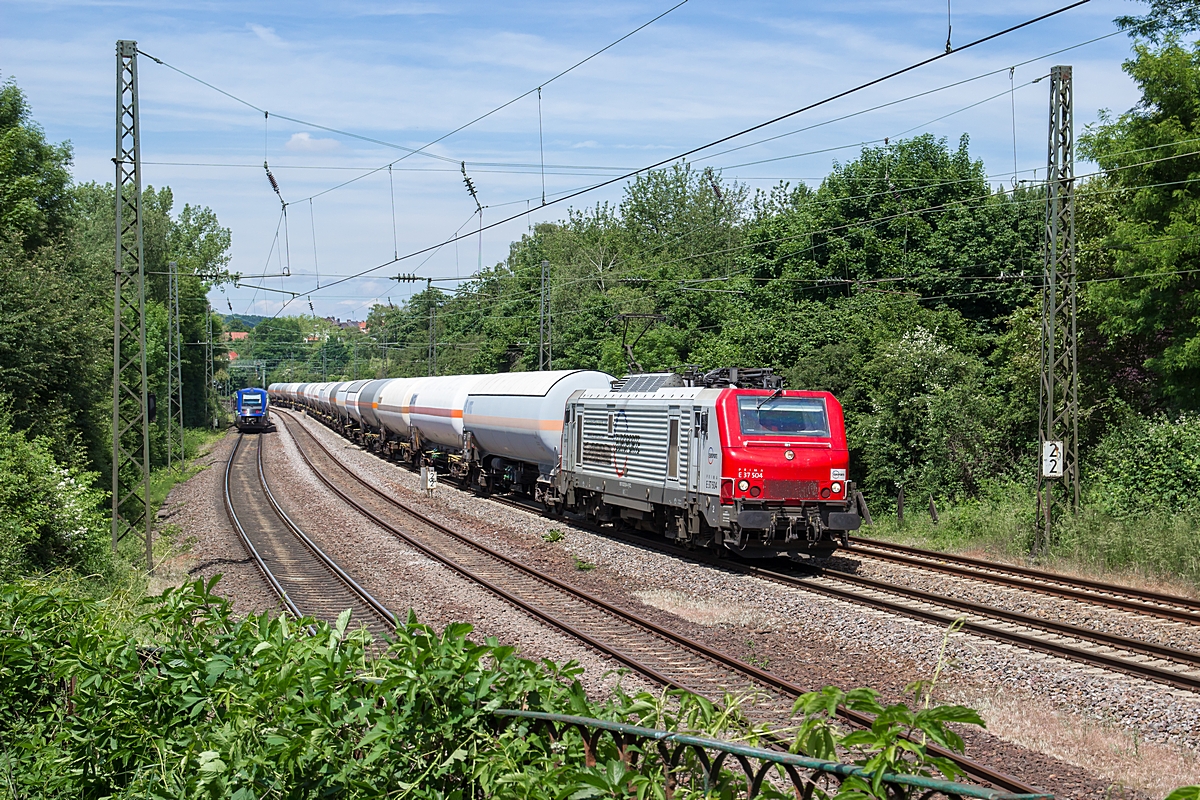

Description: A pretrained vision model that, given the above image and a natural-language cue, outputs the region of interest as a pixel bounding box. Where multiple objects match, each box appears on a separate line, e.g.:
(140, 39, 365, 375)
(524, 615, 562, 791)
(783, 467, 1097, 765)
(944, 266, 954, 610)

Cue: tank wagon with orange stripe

(268, 367, 862, 557)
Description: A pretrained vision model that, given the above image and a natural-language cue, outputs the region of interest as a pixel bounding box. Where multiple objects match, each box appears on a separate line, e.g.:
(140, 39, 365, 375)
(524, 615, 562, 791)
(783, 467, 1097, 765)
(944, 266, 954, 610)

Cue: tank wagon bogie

(267, 367, 863, 557)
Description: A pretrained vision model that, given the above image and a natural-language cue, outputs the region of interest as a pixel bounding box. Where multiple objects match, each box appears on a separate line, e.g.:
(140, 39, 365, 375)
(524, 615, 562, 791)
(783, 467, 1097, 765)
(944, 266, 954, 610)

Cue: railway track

(493, 492, 1200, 694)
(845, 536, 1200, 625)
(275, 410, 1043, 796)
(224, 432, 395, 638)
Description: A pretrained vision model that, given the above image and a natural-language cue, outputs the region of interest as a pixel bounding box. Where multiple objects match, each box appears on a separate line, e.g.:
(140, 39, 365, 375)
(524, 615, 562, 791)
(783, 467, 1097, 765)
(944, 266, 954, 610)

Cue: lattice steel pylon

(205, 302, 215, 428)
(1036, 65, 1080, 557)
(538, 259, 552, 370)
(166, 260, 185, 472)
(112, 40, 152, 570)
(427, 277, 437, 376)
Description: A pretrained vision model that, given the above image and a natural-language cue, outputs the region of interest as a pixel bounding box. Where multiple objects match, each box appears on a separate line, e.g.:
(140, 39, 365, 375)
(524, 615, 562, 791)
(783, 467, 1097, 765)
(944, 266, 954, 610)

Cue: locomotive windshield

(737, 396, 829, 437)
(241, 393, 263, 409)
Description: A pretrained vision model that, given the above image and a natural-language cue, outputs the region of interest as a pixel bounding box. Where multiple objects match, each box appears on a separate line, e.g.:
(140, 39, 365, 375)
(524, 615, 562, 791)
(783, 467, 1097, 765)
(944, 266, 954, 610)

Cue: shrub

(0, 410, 111, 582)
(0, 577, 995, 800)
(1087, 413, 1200, 519)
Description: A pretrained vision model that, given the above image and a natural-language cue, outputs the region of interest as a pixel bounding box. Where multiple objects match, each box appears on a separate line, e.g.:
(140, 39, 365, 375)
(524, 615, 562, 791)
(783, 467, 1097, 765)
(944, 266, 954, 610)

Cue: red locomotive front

(715, 388, 860, 556)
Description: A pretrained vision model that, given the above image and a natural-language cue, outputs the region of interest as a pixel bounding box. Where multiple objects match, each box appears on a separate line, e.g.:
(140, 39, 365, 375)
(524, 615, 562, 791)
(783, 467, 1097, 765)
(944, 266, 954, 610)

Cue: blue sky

(3, 0, 1147, 320)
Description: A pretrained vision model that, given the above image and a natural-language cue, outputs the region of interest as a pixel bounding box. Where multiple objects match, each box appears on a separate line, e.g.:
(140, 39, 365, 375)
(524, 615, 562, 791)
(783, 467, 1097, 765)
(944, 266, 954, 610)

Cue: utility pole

(112, 40, 152, 572)
(205, 301, 214, 428)
(1036, 65, 1080, 558)
(427, 277, 436, 376)
(538, 259, 553, 370)
(166, 260, 185, 472)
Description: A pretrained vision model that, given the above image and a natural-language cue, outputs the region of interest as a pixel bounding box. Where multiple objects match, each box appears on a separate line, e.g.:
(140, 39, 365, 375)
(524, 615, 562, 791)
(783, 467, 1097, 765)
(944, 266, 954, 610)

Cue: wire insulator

(264, 161, 282, 197)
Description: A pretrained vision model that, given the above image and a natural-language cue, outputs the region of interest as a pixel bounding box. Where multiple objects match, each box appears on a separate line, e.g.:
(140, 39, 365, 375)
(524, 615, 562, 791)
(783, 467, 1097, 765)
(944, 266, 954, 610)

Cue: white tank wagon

(302, 382, 324, 410)
(318, 382, 347, 416)
(462, 370, 613, 496)
(405, 374, 491, 452)
(336, 379, 371, 421)
(290, 383, 311, 409)
(372, 377, 423, 449)
(351, 379, 389, 429)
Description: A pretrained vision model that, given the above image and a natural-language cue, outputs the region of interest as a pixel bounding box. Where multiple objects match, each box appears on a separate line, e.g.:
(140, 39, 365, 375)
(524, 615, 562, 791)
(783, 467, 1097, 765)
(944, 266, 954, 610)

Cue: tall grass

(860, 483, 1200, 592)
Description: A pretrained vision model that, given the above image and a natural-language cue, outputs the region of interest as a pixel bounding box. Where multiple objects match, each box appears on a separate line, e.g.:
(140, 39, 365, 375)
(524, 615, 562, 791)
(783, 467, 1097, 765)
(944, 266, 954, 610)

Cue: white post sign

(1042, 440, 1064, 479)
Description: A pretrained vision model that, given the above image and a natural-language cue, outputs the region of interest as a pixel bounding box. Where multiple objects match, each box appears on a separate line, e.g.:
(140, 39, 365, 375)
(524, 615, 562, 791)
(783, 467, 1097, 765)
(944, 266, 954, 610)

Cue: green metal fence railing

(495, 709, 1053, 800)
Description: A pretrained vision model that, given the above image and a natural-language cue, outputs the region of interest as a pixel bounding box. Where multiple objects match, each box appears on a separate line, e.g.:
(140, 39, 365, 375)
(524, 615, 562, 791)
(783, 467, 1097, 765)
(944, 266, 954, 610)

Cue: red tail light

(720, 478, 733, 503)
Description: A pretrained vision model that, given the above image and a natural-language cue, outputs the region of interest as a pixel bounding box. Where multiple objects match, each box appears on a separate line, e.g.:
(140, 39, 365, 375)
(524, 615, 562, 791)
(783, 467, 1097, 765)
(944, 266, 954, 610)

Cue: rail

(846, 537, 1200, 624)
(495, 710, 1053, 800)
(223, 431, 395, 633)
(486, 491, 1200, 692)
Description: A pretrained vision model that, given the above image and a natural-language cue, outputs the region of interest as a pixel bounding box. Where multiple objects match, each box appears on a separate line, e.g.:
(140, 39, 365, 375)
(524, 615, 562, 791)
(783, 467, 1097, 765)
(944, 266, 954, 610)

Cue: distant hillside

(222, 313, 269, 329)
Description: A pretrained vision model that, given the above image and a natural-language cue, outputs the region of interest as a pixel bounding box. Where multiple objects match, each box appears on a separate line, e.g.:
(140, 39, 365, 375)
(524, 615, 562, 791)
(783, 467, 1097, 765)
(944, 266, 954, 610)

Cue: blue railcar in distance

(235, 387, 274, 432)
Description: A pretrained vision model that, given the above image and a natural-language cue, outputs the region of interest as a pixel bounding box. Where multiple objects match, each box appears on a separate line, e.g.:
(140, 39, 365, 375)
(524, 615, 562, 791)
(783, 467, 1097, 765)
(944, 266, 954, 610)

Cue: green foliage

(1166, 786, 1200, 800)
(0, 233, 109, 466)
(1116, 0, 1200, 40)
(0, 76, 231, 511)
(1087, 412, 1200, 518)
(1, 577, 998, 799)
(541, 528, 564, 543)
(1079, 38, 1200, 407)
(0, 78, 73, 251)
(0, 577, 594, 798)
(0, 410, 111, 582)
(789, 685, 985, 799)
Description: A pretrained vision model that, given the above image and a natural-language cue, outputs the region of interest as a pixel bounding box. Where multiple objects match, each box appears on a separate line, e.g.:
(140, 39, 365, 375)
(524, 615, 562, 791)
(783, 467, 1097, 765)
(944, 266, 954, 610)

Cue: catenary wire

(257, 90, 1188, 315)
(137, 1, 690, 194)
(272, 0, 1092, 308)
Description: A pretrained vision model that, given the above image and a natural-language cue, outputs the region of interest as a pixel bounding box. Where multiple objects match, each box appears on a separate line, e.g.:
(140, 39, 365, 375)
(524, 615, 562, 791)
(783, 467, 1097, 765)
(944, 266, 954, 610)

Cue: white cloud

(247, 23, 283, 46)
(285, 132, 340, 152)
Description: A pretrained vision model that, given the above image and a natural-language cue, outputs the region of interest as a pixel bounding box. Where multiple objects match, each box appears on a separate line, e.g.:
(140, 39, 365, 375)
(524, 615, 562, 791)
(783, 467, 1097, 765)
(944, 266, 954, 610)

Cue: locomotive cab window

(737, 397, 829, 437)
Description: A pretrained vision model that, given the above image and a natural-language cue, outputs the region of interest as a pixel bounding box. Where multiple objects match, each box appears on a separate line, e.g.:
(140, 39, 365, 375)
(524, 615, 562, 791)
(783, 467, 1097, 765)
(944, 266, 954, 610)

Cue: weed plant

(0, 576, 1010, 799)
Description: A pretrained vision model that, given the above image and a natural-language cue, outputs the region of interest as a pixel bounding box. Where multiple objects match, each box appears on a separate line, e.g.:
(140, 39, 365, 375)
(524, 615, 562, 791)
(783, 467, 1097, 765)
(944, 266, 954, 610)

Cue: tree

(735, 135, 1040, 327)
(1117, 0, 1200, 41)
(1078, 38, 1200, 408)
(0, 79, 72, 251)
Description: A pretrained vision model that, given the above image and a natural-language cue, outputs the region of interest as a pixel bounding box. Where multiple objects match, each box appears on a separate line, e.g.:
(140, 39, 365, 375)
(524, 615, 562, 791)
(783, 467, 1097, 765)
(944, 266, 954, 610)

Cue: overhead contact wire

(283, 0, 1092, 303)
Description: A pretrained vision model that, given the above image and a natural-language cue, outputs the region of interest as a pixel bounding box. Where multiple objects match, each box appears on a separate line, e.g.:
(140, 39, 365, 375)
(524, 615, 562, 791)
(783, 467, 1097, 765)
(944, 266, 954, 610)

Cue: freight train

(268, 368, 864, 558)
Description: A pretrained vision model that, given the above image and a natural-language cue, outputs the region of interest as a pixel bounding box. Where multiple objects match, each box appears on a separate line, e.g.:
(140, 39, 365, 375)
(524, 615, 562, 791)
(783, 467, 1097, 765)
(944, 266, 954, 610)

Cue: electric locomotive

(235, 387, 274, 432)
(555, 368, 859, 557)
(270, 367, 863, 558)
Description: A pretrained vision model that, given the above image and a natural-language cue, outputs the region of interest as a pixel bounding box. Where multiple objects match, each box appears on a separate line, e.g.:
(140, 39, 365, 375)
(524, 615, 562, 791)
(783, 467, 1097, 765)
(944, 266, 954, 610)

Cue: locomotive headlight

(737, 479, 750, 492)
(830, 481, 843, 494)
(785, 450, 795, 460)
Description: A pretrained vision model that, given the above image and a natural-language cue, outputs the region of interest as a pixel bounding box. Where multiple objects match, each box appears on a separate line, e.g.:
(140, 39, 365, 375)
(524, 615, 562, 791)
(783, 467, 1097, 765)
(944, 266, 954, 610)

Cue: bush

(0, 577, 993, 800)
(1087, 413, 1200, 519)
(861, 480, 1200, 588)
(0, 577, 594, 798)
(0, 410, 111, 582)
